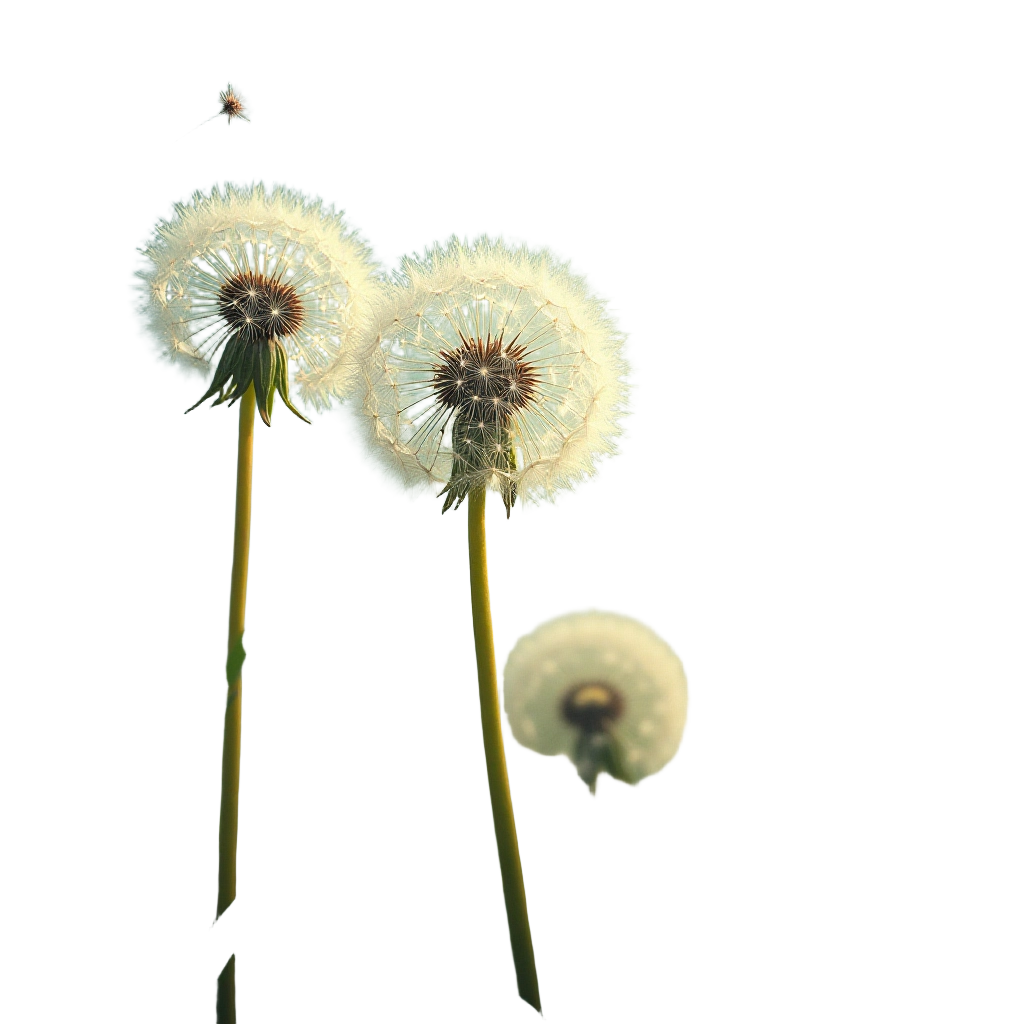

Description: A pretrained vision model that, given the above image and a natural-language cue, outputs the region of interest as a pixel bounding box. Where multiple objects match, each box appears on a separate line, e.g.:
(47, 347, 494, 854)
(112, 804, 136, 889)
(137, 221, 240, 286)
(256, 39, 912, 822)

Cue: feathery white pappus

(503, 612, 687, 792)
(346, 237, 628, 512)
(137, 183, 379, 416)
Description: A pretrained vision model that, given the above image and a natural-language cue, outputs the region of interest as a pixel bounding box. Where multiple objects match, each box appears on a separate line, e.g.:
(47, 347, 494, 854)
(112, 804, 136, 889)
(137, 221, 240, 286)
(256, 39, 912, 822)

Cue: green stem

(216, 386, 255, 1021)
(218, 384, 255, 916)
(467, 488, 541, 1013)
(215, 955, 236, 1024)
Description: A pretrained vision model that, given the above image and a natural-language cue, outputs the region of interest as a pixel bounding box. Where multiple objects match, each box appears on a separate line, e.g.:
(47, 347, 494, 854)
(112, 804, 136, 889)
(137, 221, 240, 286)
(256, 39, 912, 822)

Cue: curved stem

(216, 385, 253, 921)
(467, 488, 541, 1013)
(216, 386, 255, 1022)
(218, 384, 255, 917)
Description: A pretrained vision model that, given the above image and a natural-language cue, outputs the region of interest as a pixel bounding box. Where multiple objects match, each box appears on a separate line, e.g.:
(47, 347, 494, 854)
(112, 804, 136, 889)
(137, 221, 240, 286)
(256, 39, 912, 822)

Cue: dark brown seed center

(560, 682, 624, 734)
(432, 336, 539, 422)
(218, 271, 304, 344)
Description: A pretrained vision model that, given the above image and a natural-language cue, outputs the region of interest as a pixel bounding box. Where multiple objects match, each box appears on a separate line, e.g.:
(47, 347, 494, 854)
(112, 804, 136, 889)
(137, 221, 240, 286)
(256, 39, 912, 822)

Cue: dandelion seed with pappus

(347, 237, 628, 1012)
(172, 81, 251, 143)
(138, 182, 378, 1023)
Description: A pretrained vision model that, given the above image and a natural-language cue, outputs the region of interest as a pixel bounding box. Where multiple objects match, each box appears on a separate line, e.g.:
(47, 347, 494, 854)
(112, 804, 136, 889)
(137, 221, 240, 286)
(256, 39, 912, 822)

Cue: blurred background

(1, 2, 1021, 1021)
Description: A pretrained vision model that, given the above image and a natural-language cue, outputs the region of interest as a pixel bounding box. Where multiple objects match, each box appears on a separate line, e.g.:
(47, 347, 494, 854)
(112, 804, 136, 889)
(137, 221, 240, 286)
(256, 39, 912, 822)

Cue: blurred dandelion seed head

(503, 612, 687, 791)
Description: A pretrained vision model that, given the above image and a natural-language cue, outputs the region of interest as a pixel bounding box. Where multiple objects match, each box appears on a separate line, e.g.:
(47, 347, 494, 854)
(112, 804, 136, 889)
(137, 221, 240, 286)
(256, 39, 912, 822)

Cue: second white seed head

(344, 236, 628, 510)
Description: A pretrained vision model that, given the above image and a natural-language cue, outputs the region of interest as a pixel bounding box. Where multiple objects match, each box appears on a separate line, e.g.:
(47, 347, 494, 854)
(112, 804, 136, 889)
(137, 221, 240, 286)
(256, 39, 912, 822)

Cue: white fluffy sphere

(134, 181, 378, 415)
(352, 237, 630, 512)
(501, 606, 696, 782)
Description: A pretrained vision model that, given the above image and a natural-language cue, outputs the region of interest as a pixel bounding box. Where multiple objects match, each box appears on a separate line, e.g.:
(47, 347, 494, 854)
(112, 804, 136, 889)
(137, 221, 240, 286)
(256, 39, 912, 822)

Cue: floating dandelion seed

(349, 237, 628, 515)
(216, 84, 251, 127)
(138, 183, 379, 426)
(504, 612, 688, 793)
(171, 80, 250, 144)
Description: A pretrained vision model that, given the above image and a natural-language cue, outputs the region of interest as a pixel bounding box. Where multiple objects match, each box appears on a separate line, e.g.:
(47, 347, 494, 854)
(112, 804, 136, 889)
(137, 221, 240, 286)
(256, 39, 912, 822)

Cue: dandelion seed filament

(218, 271, 305, 344)
(432, 334, 540, 423)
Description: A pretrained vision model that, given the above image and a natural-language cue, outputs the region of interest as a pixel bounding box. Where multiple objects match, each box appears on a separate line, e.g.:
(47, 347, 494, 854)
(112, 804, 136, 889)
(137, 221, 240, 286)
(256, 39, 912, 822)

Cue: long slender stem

(216, 386, 255, 1022)
(218, 384, 255, 916)
(467, 488, 541, 1013)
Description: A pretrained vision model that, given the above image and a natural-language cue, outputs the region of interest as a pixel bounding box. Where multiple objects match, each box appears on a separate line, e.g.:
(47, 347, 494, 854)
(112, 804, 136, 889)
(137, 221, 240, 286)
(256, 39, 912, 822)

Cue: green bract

(571, 730, 630, 795)
(439, 418, 518, 516)
(187, 334, 308, 427)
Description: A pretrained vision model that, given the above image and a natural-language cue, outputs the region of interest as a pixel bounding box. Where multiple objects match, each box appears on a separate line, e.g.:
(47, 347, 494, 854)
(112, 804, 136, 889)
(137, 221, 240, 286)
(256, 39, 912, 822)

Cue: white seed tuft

(137, 183, 381, 412)
(503, 612, 688, 786)
(342, 236, 628, 505)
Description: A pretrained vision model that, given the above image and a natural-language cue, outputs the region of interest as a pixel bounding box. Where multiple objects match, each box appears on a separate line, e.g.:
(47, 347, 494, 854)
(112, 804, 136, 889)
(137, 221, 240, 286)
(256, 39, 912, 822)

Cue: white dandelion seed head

(503, 612, 687, 787)
(137, 183, 380, 412)
(348, 236, 628, 507)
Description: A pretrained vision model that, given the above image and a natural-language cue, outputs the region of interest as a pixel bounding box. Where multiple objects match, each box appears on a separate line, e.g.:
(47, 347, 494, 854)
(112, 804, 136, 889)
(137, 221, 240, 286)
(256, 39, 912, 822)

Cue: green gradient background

(1, 3, 1020, 1021)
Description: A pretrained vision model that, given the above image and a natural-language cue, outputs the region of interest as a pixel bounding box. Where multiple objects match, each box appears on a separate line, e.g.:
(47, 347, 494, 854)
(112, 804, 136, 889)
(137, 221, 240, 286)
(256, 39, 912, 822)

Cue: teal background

(1, 2, 1020, 1021)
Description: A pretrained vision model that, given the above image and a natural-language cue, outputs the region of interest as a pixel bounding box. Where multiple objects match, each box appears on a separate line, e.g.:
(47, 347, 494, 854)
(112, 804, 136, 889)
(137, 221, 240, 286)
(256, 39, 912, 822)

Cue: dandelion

(504, 612, 688, 793)
(351, 236, 627, 516)
(139, 182, 378, 426)
(172, 80, 251, 144)
(138, 183, 377, 1024)
(346, 237, 628, 1012)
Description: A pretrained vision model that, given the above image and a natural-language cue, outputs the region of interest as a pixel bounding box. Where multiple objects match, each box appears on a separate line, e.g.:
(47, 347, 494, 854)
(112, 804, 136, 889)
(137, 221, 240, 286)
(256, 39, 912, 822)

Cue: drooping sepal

(572, 730, 630, 795)
(271, 337, 311, 424)
(253, 337, 276, 427)
(185, 333, 245, 414)
(439, 412, 518, 516)
(222, 337, 256, 410)
(502, 440, 518, 518)
(185, 333, 310, 426)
